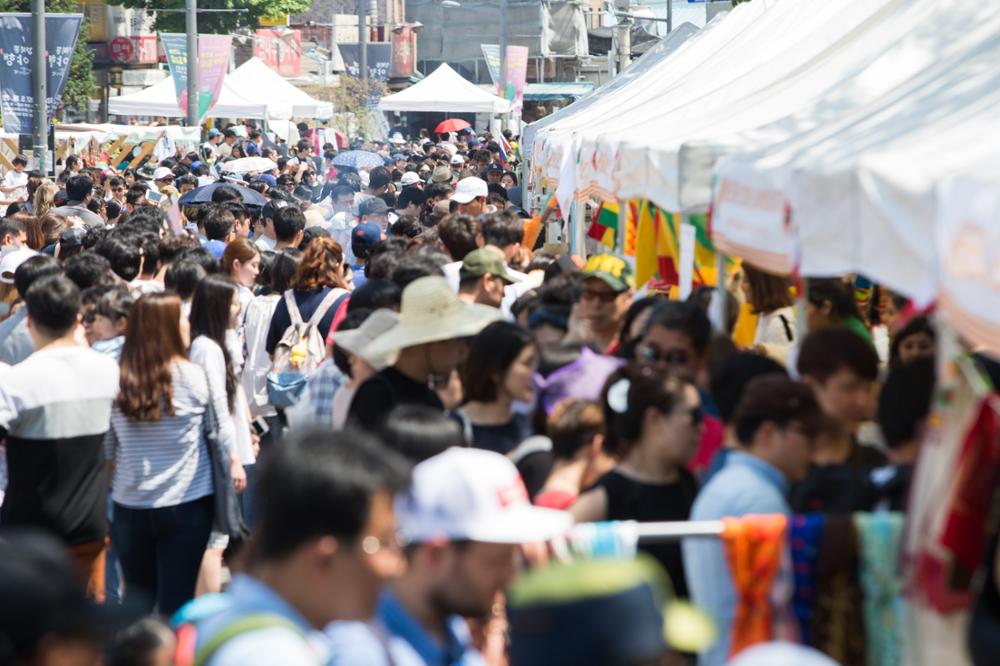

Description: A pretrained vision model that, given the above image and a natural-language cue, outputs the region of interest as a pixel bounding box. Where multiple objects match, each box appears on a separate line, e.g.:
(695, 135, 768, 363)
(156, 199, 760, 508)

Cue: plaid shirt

(300, 359, 345, 428)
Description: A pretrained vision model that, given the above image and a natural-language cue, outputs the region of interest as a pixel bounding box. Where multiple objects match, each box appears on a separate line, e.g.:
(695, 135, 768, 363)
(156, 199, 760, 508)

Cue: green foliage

(105, 0, 313, 34)
(0, 0, 95, 117)
(305, 75, 387, 139)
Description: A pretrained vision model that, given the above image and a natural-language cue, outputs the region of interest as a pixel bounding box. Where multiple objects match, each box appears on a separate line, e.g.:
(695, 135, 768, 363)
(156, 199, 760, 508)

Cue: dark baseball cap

(262, 197, 290, 221)
(359, 197, 390, 217)
(59, 226, 87, 248)
(460, 247, 520, 284)
(352, 222, 384, 251)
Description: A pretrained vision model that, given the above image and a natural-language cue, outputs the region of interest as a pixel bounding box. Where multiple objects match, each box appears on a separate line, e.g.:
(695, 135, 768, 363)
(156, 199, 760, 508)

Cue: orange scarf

(721, 514, 788, 658)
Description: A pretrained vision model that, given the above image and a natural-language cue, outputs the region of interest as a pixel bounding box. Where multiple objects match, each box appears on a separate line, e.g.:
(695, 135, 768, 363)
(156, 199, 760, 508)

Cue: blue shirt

(198, 575, 330, 666)
(682, 452, 790, 666)
(351, 264, 367, 289)
(327, 590, 486, 666)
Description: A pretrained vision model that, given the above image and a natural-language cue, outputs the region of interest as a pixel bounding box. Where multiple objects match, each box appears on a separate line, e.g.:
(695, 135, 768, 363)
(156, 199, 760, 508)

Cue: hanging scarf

(854, 512, 907, 666)
(721, 514, 788, 657)
(811, 515, 866, 665)
(790, 514, 826, 646)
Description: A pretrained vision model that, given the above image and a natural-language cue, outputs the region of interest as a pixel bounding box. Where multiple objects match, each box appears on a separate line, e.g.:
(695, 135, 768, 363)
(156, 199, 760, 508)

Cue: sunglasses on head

(638, 346, 690, 366)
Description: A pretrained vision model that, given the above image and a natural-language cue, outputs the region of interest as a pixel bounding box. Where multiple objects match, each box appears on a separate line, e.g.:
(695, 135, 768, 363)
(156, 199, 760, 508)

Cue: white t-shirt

(2, 170, 28, 202)
(190, 336, 255, 465)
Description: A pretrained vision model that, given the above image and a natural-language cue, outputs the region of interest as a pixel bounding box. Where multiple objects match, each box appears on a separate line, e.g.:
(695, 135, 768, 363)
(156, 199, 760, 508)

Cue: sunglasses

(579, 287, 620, 304)
(82, 311, 97, 324)
(637, 346, 691, 366)
(678, 405, 704, 427)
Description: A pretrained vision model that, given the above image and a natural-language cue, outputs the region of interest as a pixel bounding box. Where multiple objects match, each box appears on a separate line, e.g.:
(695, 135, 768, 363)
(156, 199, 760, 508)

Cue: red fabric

(688, 414, 724, 476)
(534, 490, 577, 511)
(325, 297, 352, 347)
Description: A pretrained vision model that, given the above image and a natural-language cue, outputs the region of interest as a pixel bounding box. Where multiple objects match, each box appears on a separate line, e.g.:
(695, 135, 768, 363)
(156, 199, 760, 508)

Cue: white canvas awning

(378, 63, 512, 114)
(108, 75, 268, 119)
(228, 57, 334, 119)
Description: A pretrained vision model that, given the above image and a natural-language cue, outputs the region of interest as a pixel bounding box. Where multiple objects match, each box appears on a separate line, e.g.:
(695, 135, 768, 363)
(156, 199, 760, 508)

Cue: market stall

(377, 63, 512, 115)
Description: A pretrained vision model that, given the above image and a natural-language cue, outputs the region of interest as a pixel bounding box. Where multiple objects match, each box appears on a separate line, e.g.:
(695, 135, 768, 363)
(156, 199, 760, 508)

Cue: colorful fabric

(721, 514, 788, 658)
(586, 200, 620, 249)
(790, 514, 825, 646)
(635, 201, 679, 288)
(810, 516, 866, 665)
(854, 512, 906, 666)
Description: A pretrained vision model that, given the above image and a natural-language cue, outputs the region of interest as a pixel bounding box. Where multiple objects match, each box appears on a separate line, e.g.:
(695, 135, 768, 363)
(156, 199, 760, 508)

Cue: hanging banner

(160, 32, 231, 122)
(480, 44, 529, 111)
(338, 43, 392, 81)
(196, 34, 231, 119)
(0, 13, 82, 134)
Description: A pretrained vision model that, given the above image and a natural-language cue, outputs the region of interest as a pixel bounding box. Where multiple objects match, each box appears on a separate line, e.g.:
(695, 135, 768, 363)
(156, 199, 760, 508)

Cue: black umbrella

(178, 181, 268, 207)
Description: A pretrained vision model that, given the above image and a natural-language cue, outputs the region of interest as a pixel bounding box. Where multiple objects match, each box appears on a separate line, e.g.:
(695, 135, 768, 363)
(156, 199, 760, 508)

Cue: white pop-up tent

(108, 75, 267, 118)
(378, 63, 512, 114)
(227, 58, 334, 119)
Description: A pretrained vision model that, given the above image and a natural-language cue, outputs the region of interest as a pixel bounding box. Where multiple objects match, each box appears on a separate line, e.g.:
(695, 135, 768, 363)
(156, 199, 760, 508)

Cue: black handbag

(202, 369, 247, 539)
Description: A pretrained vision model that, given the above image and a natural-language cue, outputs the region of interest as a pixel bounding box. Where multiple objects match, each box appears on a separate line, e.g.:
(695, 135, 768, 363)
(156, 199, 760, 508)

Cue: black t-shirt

(791, 441, 888, 514)
(592, 468, 698, 598)
(348, 367, 444, 431)
(468, 413, 533, 456)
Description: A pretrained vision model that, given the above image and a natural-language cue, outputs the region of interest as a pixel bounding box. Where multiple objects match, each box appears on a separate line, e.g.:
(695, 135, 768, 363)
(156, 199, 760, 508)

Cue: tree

(0, 0, 95, 117)
(303, 75, 386, 139)
(106, 0, 313, 34)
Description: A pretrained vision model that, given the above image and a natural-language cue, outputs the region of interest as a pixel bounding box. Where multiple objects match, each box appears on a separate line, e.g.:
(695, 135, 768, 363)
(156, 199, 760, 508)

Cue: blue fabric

(326, 590, 485, 666)
(682, 452, 791, 666)
(352, 264, 367, 289)
(790, 513, 825, 646)
(203, 239, 228, 259)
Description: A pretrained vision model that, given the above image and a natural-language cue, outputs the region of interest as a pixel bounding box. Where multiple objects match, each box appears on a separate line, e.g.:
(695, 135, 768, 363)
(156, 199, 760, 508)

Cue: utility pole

(499, 0, 508, 98)
(185, 0, 198, 128)
(30, 0, 47, 174)
(359, 0, 368, 89)
(615, 14, 631, 73)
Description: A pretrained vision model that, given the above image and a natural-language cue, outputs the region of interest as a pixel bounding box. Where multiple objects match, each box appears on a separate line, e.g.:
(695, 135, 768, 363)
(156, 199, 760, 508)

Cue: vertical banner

(160, 32, 188, 112)
(480, 44, 529, 111)
(196, 34, 231, 119)
(0, 13, 82, 134)
(160, 32, 231, 122)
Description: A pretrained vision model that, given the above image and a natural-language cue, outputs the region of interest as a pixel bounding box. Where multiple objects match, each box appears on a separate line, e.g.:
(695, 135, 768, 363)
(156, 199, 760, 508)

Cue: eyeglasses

(579, 288, 620, 304)
(677, 405, 704, 427)
(637, 346, 691, 366)
(82, 310, 97, 325)
(358, 533, 403, 555)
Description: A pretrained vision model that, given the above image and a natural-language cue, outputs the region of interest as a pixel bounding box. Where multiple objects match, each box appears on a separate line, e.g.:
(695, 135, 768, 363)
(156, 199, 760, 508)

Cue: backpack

(266, 288, 347, 408)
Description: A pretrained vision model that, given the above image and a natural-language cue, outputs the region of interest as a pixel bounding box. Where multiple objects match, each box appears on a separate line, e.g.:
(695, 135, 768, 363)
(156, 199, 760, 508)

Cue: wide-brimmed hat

(430, 165, 453, 183)
(332, 308, 399, 370)
(365, 275, 502, 357)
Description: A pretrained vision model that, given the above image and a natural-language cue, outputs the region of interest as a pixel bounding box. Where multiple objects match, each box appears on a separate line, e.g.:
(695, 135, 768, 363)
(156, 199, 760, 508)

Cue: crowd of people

(0, 118, 993, 666)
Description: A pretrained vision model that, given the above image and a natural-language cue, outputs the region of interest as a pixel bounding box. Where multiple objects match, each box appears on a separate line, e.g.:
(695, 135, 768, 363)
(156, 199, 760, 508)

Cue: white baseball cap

(152, 166, 174, 181)
(396, 448, 572, 545)
(450, 176, 488, 204)
(400, 171, 422, 187)
(0, 248, 38, 285)
(450, 154, 465, 166)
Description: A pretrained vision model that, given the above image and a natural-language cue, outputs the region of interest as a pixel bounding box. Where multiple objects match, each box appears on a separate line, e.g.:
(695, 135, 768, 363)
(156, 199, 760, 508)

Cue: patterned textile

(854, 512, 907, 666)
(721, 514, 788, 658)
(790, 514, 825, 646)
(810, 516, 866, 665)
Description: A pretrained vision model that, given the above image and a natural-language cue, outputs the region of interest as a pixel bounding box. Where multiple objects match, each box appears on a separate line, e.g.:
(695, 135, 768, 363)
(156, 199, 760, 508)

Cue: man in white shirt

(1, 155, 29, 210)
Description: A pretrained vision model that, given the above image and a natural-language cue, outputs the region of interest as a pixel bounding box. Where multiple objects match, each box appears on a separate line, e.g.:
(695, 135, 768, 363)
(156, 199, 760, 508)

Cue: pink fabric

(688, 414, 724, 476)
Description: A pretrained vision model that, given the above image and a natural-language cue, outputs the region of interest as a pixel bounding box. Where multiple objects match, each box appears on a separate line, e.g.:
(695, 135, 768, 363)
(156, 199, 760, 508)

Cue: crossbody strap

(193, 614, 304, 666)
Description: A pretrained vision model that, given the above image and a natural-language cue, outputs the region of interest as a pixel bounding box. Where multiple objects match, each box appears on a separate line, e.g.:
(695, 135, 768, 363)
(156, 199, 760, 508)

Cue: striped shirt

(0, 346, 119, 544)
(104, 359, 235, 509)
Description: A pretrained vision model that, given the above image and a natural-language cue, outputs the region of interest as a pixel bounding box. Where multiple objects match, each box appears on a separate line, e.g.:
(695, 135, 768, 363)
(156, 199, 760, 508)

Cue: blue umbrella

(179, 181, 268, 207)
(331, 150, 385, 169)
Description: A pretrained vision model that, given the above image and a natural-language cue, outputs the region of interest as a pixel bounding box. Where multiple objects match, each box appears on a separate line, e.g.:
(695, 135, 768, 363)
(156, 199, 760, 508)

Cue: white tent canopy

(378, 63, 512, 114)
(227, 57, 333, 119)
(108, 75, 267, 119)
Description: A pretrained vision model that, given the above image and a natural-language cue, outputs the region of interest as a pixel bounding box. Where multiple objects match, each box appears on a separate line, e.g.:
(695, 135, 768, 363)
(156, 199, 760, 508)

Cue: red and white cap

(396, 448, 572, 545)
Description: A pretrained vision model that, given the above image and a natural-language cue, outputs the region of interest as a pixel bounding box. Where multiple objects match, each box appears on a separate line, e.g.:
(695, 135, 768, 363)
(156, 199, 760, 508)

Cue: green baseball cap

(460, 248, 520, 284)
(581, 254, 634, 292)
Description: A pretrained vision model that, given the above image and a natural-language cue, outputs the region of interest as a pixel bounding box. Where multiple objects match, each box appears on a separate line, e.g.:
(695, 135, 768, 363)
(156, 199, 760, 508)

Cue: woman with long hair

(105, 293, 242, 616)
(264, 236, 349, 357)
(571, 364, 703, 598)
(32, 181, 58, 218)
(741, 264, 796, 362)
(220, 237, 260, 315)
(188, 274, 256, 595)
(23, 214, 64, 251)
(458, 321, 538, 455)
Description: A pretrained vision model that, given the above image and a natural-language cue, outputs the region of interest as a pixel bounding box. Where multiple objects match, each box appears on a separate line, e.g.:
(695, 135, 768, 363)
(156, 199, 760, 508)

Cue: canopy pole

(712, 251, 727, 333)
(571, 198, 586, 259)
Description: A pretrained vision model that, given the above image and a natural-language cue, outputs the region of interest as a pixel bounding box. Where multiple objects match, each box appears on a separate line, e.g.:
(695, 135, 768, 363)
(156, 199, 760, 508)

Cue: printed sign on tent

(0, 13, 83, 134)
(160, 32, 232, 123)
(480, 44, 529, 111)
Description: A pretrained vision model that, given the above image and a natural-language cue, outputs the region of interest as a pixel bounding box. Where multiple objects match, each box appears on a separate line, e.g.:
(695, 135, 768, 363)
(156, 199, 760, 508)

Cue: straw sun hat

(364, 276, 502, 357)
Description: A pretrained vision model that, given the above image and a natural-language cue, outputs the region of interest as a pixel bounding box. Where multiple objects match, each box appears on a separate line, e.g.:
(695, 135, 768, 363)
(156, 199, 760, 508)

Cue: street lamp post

(30, 0, 47, 174)
(185, 0, 198, 127)
(499, 0, 508, 99)
(359, 0, 368, 89)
